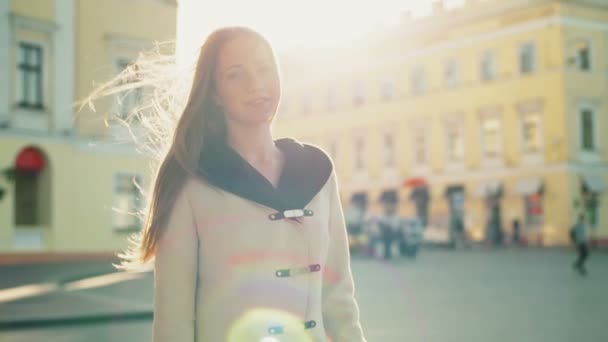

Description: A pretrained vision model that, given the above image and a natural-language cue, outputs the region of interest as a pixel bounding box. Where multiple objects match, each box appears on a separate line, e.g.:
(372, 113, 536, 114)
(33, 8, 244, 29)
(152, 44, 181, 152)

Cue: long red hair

(81, 27, 277, 269)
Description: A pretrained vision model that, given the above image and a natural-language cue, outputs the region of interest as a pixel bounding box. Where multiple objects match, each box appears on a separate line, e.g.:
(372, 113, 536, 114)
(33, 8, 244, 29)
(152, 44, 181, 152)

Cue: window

(446, 123, 464, 162)
(329, 140, 338, 160)
(411, 67, 427, 95)
(444, 59, 460, 88)
(383, 133, 396, 167)
(353, 82, 365, 106)
(481, 51, 497, 81)
(279, 99, 288, 115)
(301, 94, 312, 115)
(113, 174, 143, 232)
(381, 79, 394, 101)
(17, 42, 44, 110)
(580, 108, 596, 151)
(481, 116, 501, 158)
(413, 129, 428, 165)
(521, 112, 542, 153)
(519, 42, 536, 74)
(576, 41, 591, 71)
(15, 172, 40, 225)
(524, 194, 544, 228)
(326, 88, 336, 112)
(354, 137, 365, 170)
(115, 58, 143, 119)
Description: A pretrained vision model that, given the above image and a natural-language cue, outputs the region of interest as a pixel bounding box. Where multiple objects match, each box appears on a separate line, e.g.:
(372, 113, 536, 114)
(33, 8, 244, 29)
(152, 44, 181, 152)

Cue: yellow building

(275, 0, 608, 247)
(0, 0, 176, 255)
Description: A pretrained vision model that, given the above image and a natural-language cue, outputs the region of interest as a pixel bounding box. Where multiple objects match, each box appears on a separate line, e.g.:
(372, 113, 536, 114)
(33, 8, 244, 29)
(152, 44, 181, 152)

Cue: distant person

(571, 214, 589, 276)
(344, 196, 370, 255)
(373, 192, 401, 260)
(512, 218, 521, 246)
(96, 27, 366, 341)
(450, 216, 468, 249)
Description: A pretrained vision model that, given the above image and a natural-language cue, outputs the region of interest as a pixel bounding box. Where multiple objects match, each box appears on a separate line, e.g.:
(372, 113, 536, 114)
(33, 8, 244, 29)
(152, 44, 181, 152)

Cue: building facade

(0, 0, 176, 254)
(275, 0, 608, 246)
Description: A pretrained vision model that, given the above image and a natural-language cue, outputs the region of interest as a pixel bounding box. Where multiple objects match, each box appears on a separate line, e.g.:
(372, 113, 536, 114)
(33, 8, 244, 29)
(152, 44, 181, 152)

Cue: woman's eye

(226, 71, 243, 80)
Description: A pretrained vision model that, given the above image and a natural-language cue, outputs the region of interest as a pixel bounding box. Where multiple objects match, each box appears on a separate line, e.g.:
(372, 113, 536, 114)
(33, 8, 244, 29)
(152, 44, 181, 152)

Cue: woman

(116, 27, 365, 341)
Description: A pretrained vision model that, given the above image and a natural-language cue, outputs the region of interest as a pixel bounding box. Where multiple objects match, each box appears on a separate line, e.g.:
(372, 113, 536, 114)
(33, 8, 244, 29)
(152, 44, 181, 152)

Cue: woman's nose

(247, 72, 264, 91)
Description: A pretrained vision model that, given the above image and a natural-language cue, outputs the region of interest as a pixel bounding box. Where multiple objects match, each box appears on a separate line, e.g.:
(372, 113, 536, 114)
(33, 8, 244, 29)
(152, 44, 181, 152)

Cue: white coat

(152, 138, 366, 342)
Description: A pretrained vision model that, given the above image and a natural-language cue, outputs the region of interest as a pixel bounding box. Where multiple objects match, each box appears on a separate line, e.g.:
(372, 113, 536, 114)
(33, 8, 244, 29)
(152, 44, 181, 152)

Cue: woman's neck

(227, 124, 278, 164)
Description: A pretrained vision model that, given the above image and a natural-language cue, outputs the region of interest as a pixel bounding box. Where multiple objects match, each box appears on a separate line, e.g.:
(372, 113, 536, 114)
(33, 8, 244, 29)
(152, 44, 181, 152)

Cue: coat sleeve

(322, 171, 367, 342)
(153, 183, 199, 342)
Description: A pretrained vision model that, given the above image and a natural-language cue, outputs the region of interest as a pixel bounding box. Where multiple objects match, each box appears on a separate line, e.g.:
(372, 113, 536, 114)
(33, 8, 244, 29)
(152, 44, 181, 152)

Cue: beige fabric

(153, 171, 366, 342)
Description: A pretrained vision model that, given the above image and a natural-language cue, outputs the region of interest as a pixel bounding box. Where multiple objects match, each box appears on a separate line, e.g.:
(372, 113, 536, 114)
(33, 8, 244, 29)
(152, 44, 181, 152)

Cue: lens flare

(227, 308, 313, 342)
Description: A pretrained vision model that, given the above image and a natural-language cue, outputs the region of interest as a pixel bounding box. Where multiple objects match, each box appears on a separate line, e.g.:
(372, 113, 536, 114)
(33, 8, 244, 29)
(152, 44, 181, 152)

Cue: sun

(176, 0, 442, 65)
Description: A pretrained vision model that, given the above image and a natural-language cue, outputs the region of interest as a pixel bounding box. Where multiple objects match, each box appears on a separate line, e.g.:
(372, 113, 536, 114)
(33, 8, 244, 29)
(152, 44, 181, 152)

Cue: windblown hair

(80, 27, 275, 270)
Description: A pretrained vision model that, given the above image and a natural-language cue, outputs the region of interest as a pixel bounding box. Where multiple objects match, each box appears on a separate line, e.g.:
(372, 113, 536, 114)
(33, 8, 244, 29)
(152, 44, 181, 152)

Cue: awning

(582, 175, 605, 193)
(403, 177, 428, 188)
(514, 178, 543, 195)
(15, 147, 46, 173)
(475, 181, 502, 198)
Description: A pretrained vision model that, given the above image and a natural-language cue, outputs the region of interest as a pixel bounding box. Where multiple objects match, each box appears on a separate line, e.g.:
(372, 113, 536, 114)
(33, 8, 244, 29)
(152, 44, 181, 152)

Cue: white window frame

(353, 135, 368, 180)
(381, 127, 399, 178)
(444, 58, 460, 88)
(12, 36, 52, 131)
(326, 87, 336, 112)
(15, 41, 45, 110)
(516, 99, 544, 165)
(480, 50, 497, 82)
(113, 57, 144, 119)
(411, 66, 427, 96)
(576, 39, 592, 72)
(383, 132, 396, 168)
(112, 172, 144, 233)
(301, 93, 312, 115)
(577, 102, 601, 162)
(410, 120, 431, 174)
(519, 41, 537, 75)
(381, 78, 395, 101)
(328, 139, 338, 162)
(353, 81, 365, 106)
(480, 113, 504, 168)
(444, 115, 466, 170)
(110, 56, 146, 141)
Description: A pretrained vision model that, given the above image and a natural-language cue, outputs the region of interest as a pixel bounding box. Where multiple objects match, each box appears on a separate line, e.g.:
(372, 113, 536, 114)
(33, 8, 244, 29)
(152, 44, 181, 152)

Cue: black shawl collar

(198, 138, 333, 212)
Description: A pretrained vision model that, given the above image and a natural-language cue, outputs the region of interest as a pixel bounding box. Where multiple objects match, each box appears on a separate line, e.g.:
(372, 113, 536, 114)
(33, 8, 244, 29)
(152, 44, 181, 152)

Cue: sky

(176, 0, 466, 63)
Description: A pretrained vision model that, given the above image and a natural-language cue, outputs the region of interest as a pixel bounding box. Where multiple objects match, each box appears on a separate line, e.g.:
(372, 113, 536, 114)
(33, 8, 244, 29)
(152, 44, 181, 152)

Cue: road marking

(63, 271, 147, 291)
(0, 283, 59, 303)
(0, 270, 151, 304)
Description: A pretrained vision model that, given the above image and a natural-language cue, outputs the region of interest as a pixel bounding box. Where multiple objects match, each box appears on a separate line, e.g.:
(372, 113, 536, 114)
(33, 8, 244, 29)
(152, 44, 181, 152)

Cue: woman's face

(214, 35, 281, 126)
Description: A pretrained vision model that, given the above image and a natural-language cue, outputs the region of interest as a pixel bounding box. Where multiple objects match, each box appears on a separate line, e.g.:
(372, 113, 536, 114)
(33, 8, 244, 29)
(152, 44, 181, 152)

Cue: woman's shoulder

(276, 137, 334, 170)
(181, 175, 217, 197)
(276, 137, 335, 187)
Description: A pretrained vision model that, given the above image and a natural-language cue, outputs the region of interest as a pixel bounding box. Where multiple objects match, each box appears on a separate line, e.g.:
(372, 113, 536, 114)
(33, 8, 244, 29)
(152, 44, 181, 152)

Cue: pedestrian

(344, 195, 369, 255)
(571, 214, 590, 276)
(374, 191, 401, 260)
(104, 27, 366, 341)
(512, 218, 521, 246)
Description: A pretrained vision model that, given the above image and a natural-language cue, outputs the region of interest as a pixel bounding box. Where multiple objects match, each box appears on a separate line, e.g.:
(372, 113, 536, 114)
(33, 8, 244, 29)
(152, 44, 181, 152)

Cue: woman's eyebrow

(224, 64, 244, 72)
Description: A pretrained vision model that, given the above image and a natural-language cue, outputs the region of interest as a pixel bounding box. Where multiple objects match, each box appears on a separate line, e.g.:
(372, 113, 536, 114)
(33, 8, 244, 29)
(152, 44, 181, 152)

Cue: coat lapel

(199, 138, 333, 212)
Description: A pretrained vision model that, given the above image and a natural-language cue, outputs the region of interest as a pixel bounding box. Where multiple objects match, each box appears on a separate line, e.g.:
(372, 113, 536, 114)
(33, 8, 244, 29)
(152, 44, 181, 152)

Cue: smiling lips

(246, 97, 271, 106)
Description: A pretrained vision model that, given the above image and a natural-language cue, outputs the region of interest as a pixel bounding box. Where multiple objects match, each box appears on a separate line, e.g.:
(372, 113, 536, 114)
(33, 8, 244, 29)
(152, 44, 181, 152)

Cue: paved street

(1, 248, 607, 342)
